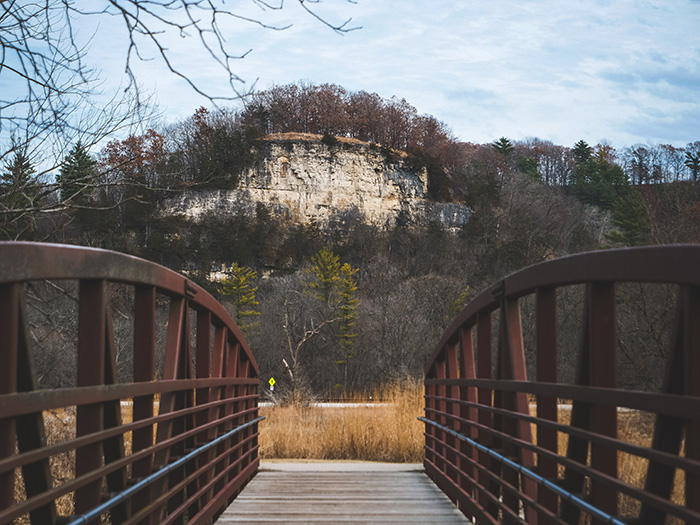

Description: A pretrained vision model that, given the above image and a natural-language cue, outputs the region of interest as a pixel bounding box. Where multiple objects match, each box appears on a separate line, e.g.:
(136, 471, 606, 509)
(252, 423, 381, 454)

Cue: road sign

(269, 377, 276, 386)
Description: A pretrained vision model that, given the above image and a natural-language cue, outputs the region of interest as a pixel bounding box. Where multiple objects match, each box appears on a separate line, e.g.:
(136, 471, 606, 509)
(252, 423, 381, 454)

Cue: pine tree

(572, 140, 593, 165)
(220, 263, 260, 334)
(449, 286, 471, 318)
(337, 263, 359, 355)
(2, 150, 36, 203)
(307, 246, 341, 305)
(492, 137, 514, 157)
(306, 248, 360, 391)
(1, 150, 40, 239)
(685, 151, 700, 181)
(58, 141, 96, 204)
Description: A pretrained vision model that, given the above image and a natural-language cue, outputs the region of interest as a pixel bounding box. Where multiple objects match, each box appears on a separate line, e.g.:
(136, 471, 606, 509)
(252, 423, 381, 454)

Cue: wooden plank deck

(215, 461, 469, 524)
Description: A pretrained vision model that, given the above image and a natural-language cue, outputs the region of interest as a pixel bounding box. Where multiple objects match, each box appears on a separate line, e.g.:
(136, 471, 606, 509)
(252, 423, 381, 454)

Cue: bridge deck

(215, 461, 469, 524)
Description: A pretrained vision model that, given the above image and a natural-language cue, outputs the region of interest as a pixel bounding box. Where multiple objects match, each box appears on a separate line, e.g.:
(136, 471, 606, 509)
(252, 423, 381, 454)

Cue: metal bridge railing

(423, 245, 700, 525)
(0, 242, 262, 524)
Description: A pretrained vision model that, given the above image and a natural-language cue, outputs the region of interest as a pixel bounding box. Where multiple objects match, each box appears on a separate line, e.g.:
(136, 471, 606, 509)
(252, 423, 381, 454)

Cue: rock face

(166, 134, 469, 229)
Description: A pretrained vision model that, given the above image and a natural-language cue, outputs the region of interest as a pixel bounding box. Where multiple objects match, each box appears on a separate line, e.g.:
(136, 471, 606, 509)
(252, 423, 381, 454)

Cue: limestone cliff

(166, 133, 469, 229)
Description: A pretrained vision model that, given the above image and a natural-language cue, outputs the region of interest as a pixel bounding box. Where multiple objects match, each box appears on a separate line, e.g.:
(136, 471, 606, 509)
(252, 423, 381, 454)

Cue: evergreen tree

(220, 263, 260, 334)
(685, 151, 700, 181)
(337, 263, 359, 353)
(570, 157, 628, 210)
(307, 246, 341, 306)
(608, 189, 649, 246)
(336, 262, 359, 391)
(449, 286, 471, 318)
(570, 148, 649, 246)
(58, 141, 96, 204)
(572, 140, 593, 165)
(492, 137, 514, 157)
(1, 150, 40, 239)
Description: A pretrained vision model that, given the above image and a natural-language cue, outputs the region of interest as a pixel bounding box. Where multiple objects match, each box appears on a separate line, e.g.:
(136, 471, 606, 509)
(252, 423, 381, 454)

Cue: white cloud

(76, 0, 700, 148)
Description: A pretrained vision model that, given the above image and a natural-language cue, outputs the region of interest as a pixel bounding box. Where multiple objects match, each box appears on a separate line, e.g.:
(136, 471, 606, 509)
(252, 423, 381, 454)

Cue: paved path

(215, 461, 469, 524)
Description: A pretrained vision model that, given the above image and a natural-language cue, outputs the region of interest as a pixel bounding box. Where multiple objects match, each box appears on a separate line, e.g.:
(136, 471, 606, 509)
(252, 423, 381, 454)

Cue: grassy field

(258, 380, 425, 462)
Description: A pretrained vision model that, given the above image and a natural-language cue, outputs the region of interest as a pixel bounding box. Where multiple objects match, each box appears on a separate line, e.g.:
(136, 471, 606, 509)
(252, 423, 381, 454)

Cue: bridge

(0, 242, 698, 523)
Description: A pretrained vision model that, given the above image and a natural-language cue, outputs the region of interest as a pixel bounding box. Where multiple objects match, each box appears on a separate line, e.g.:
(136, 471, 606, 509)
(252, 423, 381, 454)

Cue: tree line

(4, 81, 700, 398)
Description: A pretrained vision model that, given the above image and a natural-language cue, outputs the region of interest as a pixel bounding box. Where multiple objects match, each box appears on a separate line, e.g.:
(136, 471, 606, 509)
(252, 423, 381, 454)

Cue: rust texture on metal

(0, 242, 260, 524)
(423, 245, 700, 524)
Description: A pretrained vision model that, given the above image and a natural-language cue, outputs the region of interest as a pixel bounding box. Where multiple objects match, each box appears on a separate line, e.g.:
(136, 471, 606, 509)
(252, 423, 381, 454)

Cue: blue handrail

(68, 416, 265, 525)
(419, 416, 626, 525)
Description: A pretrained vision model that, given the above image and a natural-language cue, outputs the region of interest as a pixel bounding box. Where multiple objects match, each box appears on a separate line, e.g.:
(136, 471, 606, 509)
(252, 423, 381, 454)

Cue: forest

(3, 81, 700, 400)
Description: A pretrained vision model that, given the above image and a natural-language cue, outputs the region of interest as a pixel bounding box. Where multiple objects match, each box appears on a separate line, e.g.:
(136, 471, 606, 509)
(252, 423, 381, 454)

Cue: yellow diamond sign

(268, 377, 276, 387)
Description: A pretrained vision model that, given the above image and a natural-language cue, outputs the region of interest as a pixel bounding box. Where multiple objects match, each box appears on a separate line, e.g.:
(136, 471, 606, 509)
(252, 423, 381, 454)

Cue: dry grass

(554, 408, 685, 522)
(259, 380, 424, 462)
(13, 404, 134, 523)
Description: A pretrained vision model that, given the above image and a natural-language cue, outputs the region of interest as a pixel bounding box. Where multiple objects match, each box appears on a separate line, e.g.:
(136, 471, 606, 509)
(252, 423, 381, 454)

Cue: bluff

(166, 133, 469, 229)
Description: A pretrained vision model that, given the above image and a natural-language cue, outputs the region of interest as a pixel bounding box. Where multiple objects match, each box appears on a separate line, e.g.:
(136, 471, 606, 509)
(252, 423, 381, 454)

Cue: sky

(85, 0, 700, 149)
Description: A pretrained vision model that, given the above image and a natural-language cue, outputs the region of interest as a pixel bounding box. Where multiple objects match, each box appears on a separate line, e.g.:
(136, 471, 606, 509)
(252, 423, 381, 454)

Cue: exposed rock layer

(167, 134, 469, 229)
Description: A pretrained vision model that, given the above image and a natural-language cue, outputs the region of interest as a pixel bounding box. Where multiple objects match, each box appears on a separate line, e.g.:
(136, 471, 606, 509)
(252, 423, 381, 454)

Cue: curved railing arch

(423, 245, 700, 524)
(0, 242, 261, 524)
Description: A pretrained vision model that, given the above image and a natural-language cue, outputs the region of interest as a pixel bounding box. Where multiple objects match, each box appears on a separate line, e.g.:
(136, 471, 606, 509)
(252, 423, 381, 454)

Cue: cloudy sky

(89, 0, 700, 149)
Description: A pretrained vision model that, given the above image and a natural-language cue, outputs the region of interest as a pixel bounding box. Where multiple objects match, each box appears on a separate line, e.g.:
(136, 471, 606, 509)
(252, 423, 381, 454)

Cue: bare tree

(1, 1, 359, 237)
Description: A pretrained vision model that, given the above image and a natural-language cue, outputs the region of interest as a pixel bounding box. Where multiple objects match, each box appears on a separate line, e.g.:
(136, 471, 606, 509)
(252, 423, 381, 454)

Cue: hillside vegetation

(3, 81, 700, 398)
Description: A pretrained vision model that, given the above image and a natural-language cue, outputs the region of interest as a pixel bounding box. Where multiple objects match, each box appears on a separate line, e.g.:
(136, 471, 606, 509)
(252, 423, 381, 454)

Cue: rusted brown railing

(423, 245, 700, 524)
(0, 242, 261, 524)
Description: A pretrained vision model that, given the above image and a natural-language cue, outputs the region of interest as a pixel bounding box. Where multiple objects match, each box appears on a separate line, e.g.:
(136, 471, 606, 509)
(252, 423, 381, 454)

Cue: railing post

(446, 342, 460, 490)
(195, 310, 213, 512)
(75, 280, 107, 515)
(684, 286, 700, 516)
(476, 312, 495, 515)
(458, 326, 477, 520)
(424, 367, 437, 468)
(589, 282, 617, 522)
(436, 356, 448, 474)
(132, 285, 157, 525)
(536, 286, 559, 516)
(0, 284, 19, 514)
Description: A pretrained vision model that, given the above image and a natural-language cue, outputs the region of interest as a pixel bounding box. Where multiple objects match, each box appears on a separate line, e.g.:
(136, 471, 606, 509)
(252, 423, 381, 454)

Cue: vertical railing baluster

(0, 284, 19, 515)
(536, 286, 559, 518)
(0, 283, 19, 517)
(75, 280, 106, 514)
(589, 282, 617, 522)
(446, 342, 460, 489)
(458, 326, 477, 519)
(212, 326, 228, 498)
(195, 310, 213, 511)
(424, 367, 436, 468)
(476, 312, 495, 516)
(436, 356, 448, 475)
(132, 285, 156, 525)
(684, 286, 700, 515)
(223, 342, 240, 490)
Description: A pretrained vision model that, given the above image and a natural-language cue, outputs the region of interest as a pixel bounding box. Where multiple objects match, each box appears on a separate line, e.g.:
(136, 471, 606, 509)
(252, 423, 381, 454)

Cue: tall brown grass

(259, 380, 424, 462)
(554, 408, 684, 522)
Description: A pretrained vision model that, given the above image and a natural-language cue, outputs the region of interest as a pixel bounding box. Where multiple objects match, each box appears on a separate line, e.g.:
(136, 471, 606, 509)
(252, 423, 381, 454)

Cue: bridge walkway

(215, 461, 469, 524)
